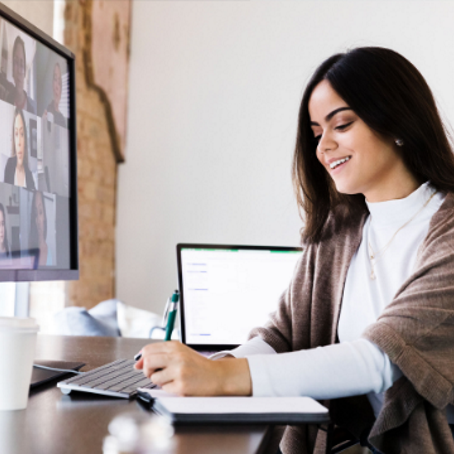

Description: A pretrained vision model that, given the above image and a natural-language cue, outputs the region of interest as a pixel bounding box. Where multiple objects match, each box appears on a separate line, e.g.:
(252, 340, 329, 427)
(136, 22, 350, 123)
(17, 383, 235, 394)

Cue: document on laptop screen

(181, 248, 302, 345)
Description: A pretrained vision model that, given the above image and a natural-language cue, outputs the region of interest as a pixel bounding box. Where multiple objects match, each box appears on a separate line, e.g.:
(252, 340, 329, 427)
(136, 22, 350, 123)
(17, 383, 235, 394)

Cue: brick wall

(63, 0, 122, 308)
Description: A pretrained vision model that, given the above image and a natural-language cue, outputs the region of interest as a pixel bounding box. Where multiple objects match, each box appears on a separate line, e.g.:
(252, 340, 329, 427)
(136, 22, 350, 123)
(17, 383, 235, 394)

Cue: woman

(0, 203, 10, 261)
(4, 108, 35, 190)
(44, 62, 67, 128)
(135, 48, 454, 453)
(44, 63, 68, 128)
(6, 36, 36, 115)
(28, 191, 52, 267)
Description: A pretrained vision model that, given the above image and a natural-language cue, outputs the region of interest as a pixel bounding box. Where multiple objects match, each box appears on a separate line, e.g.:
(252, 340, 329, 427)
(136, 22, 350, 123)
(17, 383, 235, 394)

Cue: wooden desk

(0, 335, 278, 454)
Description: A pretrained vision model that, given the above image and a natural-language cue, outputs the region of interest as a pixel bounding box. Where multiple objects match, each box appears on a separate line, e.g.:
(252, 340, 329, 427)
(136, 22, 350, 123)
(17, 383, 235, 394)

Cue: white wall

(2, 1, 53, 36)
(117, 1, 454, 313)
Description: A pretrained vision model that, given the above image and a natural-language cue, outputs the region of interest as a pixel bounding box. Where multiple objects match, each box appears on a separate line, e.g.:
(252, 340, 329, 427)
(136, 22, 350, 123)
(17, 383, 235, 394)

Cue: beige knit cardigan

(250, 192, 454, 454)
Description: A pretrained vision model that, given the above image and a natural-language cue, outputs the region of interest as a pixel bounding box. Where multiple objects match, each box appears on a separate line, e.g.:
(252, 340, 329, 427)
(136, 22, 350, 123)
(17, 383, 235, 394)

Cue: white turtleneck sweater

(215, 182, 453, 422)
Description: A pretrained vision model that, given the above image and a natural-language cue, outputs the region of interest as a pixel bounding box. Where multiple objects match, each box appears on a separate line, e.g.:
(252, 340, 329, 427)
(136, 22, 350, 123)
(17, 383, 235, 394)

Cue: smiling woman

(3, 108, 35, 190)
(294, 47, 454, 243)
(309, 80, 418, 203)
(135, 48, 454, 454)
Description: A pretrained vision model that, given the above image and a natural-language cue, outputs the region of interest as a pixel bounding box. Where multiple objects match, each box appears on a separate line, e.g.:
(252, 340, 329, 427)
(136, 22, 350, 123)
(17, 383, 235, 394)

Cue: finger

(161, 381, 183, 396)
(142, 352, 169, 370)
(150, 367, 174, 387)
(160, 376, 194, 397)
(134, 357, 144, 370)
(142, 353, 170, 379)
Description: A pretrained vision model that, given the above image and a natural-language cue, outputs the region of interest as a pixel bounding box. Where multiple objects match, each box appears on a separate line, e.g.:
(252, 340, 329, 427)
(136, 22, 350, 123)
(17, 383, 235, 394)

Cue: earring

(395, 138, 404, 147)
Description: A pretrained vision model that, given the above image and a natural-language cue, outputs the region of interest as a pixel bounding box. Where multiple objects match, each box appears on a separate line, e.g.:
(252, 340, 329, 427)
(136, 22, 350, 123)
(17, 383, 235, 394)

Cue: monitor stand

(14, 282, 30, 317)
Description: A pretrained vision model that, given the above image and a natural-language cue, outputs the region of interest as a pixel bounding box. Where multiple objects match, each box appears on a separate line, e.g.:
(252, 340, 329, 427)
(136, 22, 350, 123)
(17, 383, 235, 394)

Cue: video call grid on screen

(178, 246, 303, 347)
(0, 10, 74, 273)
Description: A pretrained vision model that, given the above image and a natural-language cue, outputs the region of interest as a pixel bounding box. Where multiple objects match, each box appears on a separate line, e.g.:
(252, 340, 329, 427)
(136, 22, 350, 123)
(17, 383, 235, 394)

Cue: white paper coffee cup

(0, 317, 39, 411)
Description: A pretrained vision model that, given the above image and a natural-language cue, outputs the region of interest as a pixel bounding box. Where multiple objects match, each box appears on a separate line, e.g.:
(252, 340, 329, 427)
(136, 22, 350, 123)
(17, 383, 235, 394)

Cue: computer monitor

(0, 3, 78, 283)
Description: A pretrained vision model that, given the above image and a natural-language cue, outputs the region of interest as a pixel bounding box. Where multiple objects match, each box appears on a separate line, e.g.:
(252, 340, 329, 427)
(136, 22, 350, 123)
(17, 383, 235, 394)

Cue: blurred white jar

(103, 412, 175, 454)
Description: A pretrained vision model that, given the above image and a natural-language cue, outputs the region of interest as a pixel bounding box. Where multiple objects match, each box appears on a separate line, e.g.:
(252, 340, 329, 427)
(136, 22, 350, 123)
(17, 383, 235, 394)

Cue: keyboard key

(108, 374, 149, 392)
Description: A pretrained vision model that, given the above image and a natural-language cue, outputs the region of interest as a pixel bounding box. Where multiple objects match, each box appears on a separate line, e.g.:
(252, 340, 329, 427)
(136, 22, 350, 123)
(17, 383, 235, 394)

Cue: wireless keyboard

(57, 358, 156, 399)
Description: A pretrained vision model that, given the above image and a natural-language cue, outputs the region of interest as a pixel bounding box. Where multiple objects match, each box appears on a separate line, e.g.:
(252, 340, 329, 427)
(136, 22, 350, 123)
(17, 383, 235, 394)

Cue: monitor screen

(178, 245, 302, 347)
(0, 4, 78, 281)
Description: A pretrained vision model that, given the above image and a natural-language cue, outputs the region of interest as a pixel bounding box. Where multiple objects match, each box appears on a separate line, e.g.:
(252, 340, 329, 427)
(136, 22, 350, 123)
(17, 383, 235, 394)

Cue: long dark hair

(0, 203, 10, 256)
(11, 107, 29, 168)
(293, 47, 454, 243)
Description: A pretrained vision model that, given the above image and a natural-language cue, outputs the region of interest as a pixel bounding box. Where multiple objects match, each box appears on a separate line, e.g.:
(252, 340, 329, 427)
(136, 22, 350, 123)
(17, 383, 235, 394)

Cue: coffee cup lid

(0, 317, 39, 332)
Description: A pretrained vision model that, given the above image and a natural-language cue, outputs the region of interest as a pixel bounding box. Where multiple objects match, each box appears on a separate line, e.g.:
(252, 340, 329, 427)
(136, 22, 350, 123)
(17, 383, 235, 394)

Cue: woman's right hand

(134, 341, 252, 397)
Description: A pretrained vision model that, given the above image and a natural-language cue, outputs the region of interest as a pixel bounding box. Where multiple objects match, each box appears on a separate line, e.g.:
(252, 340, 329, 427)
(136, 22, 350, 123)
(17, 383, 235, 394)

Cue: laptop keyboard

(57, 358, 156, 399)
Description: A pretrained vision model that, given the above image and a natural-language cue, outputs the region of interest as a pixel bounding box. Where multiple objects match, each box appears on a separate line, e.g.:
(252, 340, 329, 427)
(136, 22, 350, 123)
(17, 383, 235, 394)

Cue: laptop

(176, 243, 302, 355)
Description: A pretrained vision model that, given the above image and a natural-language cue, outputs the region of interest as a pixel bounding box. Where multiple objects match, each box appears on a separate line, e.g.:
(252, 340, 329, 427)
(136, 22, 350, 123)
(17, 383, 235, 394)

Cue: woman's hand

(134, 341, 252, 397)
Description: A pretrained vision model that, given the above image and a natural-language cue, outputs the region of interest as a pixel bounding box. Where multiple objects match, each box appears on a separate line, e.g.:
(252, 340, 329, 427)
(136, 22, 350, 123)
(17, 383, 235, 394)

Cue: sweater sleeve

(246, 338, 398, 398)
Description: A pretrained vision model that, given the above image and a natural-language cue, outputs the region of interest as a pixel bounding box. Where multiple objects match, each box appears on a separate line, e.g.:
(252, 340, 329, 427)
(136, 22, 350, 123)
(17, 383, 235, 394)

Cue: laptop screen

(177, 244, 302, 349)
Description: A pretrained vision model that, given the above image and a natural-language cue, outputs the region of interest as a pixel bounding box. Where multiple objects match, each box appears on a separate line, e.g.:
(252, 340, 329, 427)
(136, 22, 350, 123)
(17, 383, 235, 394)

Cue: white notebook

(137, 388, 329, 424)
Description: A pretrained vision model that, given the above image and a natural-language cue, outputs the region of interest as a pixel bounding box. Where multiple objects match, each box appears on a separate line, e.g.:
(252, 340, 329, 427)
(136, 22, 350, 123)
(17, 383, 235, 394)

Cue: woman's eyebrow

(310, 107, 353, 126)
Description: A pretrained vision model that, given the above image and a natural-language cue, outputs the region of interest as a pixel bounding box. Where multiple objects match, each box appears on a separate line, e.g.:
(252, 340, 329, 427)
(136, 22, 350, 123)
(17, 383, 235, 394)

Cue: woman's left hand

(134, 341, 251, 397)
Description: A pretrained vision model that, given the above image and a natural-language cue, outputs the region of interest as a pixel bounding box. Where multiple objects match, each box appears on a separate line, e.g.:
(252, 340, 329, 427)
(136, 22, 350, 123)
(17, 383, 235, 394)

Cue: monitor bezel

(0, 3, 79, 281)
(177, 243, 302, 351)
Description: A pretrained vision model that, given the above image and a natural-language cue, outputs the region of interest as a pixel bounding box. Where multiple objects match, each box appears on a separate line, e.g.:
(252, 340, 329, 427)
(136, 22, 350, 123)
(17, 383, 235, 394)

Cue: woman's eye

(335, 121, 353, 131)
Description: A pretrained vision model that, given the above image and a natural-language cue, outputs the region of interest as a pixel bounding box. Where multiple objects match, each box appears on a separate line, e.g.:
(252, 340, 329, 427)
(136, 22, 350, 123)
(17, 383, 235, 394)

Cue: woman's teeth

(330, 156, 351, 170)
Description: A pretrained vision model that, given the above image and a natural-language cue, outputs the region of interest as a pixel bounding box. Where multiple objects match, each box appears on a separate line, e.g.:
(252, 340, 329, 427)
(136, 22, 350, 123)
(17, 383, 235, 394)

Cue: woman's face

(53, 64, 62, 105)
(12, 44, 25, 91)
(35, 194, 45, 242)
(309, 80, 413, 202)
(0, 210, 5, 250)
(14, 113, 25, 167)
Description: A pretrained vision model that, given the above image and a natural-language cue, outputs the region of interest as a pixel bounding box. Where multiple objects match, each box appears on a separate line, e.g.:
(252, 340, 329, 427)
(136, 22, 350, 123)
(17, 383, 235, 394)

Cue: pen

(133, 289, 180, 361)
(164, 290, 179, 341)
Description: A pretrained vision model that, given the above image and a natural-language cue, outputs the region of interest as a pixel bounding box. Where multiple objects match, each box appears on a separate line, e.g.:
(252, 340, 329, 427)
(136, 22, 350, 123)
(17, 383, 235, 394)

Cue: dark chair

(272, 423, 362, 454)
(325, 423, 360, 453)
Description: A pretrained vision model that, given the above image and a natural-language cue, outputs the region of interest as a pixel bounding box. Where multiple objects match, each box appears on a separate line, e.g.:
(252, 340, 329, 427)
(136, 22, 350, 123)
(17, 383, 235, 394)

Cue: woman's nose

(317, 131, 337, 154)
